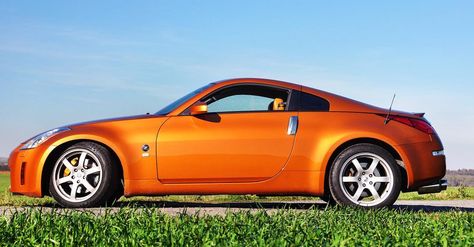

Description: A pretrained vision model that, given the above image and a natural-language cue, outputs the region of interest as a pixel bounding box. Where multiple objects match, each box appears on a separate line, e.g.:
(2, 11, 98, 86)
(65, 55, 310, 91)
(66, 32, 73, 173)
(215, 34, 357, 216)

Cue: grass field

(1, 173, 473, 246)
(0, 208, 472, 246)
(1, 173, 473, 206)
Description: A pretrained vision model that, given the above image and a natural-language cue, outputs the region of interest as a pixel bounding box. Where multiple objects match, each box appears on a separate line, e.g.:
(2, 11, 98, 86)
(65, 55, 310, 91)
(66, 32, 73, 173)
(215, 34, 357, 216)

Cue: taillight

(386, 116, 435, 134)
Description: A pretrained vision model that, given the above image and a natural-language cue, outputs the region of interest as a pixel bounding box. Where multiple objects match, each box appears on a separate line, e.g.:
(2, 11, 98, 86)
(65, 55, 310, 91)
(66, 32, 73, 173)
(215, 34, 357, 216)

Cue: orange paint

(8, 78, 446, 198)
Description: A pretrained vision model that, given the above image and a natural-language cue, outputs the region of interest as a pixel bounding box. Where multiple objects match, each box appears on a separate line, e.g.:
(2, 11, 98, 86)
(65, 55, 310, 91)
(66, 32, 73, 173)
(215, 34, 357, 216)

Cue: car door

(156, 84, 298, 183)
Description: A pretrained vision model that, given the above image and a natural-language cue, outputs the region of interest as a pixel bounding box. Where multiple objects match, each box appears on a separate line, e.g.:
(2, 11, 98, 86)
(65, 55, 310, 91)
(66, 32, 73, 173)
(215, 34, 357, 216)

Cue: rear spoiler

(414, 113, 425, 117)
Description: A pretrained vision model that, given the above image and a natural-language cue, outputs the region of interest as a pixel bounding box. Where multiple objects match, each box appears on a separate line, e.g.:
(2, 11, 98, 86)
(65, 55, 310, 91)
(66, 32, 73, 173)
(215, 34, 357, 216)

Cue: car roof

(211, 78, 302, 91)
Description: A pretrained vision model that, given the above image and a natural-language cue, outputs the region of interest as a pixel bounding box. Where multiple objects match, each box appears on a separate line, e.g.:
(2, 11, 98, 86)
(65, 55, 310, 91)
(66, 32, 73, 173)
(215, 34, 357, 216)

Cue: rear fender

(320, 134, 414, 190)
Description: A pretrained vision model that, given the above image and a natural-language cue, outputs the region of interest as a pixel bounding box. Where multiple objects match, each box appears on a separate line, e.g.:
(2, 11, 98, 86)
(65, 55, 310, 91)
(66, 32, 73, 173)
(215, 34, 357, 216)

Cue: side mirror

(189, 102, 208, 115)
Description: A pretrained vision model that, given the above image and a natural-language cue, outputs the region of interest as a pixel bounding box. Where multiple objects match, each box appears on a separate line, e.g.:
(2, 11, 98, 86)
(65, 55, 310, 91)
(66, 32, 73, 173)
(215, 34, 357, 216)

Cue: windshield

(155, 84, 213, 115)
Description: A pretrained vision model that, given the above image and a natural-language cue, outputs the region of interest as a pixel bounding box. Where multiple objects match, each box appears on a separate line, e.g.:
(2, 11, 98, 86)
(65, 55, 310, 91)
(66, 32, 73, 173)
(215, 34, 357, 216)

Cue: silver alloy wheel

(52, 148, 103, 203)
(339, 152, 394, 207)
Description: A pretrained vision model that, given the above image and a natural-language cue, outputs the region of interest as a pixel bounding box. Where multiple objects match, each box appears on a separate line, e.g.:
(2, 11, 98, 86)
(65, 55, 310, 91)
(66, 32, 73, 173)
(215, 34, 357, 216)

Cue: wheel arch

(322, 137, 408, 197)
(39, 137, 125, 196)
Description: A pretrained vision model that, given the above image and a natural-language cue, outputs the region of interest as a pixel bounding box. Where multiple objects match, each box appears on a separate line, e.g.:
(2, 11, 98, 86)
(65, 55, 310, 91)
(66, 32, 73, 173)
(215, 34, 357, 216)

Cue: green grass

(0, 208, 472, 246)
(398, 186, 474, 200)
(1, 173, 473, 246)
(0, 173, 473, 207)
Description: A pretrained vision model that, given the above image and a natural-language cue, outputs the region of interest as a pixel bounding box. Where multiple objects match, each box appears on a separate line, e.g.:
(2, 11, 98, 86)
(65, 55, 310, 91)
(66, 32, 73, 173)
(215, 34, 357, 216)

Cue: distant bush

(0, 159, 8, 171)
(447, 169, 474, 176)
(445, 170, 474, 186)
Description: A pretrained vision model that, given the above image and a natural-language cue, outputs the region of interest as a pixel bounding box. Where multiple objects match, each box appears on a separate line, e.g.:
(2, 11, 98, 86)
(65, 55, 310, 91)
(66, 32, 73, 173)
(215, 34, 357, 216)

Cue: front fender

(35, 133, 129, 196)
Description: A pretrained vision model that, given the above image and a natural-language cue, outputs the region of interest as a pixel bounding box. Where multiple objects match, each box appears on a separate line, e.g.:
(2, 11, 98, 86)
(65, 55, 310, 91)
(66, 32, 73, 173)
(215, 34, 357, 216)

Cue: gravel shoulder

(0, 200, 472, 217)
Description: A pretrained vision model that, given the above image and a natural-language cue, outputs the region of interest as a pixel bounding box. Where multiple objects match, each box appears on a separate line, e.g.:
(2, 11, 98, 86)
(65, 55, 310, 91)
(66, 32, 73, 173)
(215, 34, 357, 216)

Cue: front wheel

(329, 144, 401, 208)
(49, 142, 121, 208)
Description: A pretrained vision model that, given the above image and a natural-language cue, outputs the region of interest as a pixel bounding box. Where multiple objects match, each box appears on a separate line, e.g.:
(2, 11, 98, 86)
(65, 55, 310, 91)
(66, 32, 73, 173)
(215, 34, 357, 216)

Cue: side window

(208, 95, 272, 112)
(292, 91, 330, 111)
(203, 85, 289, 113)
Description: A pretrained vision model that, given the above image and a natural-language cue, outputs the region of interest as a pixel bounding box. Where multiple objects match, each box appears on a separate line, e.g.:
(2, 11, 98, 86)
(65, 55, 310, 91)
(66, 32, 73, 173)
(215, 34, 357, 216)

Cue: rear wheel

(49, 142, 121, 208)
(329, 144, 401, 208)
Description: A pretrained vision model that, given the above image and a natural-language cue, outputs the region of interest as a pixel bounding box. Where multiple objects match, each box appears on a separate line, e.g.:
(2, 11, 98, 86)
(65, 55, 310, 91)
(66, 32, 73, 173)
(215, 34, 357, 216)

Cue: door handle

(287, 116, 298, 135)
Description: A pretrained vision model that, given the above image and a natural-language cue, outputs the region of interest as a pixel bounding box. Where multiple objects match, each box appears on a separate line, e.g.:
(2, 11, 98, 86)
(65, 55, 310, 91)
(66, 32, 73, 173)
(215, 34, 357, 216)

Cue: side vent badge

(142, 144, 150, 157)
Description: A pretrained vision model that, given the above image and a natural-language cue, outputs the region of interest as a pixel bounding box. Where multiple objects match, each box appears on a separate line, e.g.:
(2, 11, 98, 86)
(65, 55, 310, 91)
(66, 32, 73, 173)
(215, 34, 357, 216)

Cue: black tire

(329, 143, 401, 208)
(320, 194, 336, 205)
(105, 180, 124, 206)
(49, 142, 121, 208)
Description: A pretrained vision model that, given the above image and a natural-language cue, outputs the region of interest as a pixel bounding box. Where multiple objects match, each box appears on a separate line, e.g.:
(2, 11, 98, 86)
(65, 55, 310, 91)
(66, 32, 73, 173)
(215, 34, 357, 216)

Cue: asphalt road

(0, 200, 473, 216)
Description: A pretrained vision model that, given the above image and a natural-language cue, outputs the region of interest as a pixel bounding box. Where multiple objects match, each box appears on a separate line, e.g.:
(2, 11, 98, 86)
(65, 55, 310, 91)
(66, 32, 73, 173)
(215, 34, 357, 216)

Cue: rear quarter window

(297, 91, 330, 111)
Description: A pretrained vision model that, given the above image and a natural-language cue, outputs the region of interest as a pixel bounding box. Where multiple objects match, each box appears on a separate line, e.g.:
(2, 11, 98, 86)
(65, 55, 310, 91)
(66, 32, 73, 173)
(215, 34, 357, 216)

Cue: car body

(9, 78, 447, 208)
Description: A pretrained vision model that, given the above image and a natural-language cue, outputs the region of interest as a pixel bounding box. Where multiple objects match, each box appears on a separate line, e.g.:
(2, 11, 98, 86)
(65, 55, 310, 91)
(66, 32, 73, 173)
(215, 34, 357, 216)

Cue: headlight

(21, 127, 70, 150)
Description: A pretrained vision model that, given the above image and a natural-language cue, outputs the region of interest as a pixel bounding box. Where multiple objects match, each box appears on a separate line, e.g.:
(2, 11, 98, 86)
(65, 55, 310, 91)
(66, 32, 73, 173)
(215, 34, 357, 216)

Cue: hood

(67, 114, 163, 128)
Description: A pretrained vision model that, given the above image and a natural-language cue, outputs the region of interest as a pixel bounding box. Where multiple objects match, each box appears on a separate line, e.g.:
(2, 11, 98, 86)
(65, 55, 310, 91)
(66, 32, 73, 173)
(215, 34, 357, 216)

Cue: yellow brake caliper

(64, 157, 78, 176)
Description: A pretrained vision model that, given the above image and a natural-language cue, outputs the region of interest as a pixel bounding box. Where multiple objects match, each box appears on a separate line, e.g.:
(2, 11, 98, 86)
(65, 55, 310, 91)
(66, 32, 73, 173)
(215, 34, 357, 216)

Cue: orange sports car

(9, 78, 447, 208)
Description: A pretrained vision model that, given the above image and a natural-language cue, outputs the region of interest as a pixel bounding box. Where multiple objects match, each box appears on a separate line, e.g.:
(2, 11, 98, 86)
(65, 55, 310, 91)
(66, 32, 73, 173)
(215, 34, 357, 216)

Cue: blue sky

(0, 1, 473, 169)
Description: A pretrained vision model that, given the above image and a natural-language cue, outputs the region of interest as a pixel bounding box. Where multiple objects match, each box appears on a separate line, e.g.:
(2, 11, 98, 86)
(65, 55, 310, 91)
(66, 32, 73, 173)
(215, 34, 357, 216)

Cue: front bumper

(8, 144, 48, 197)
(417, 179, 448, 194)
